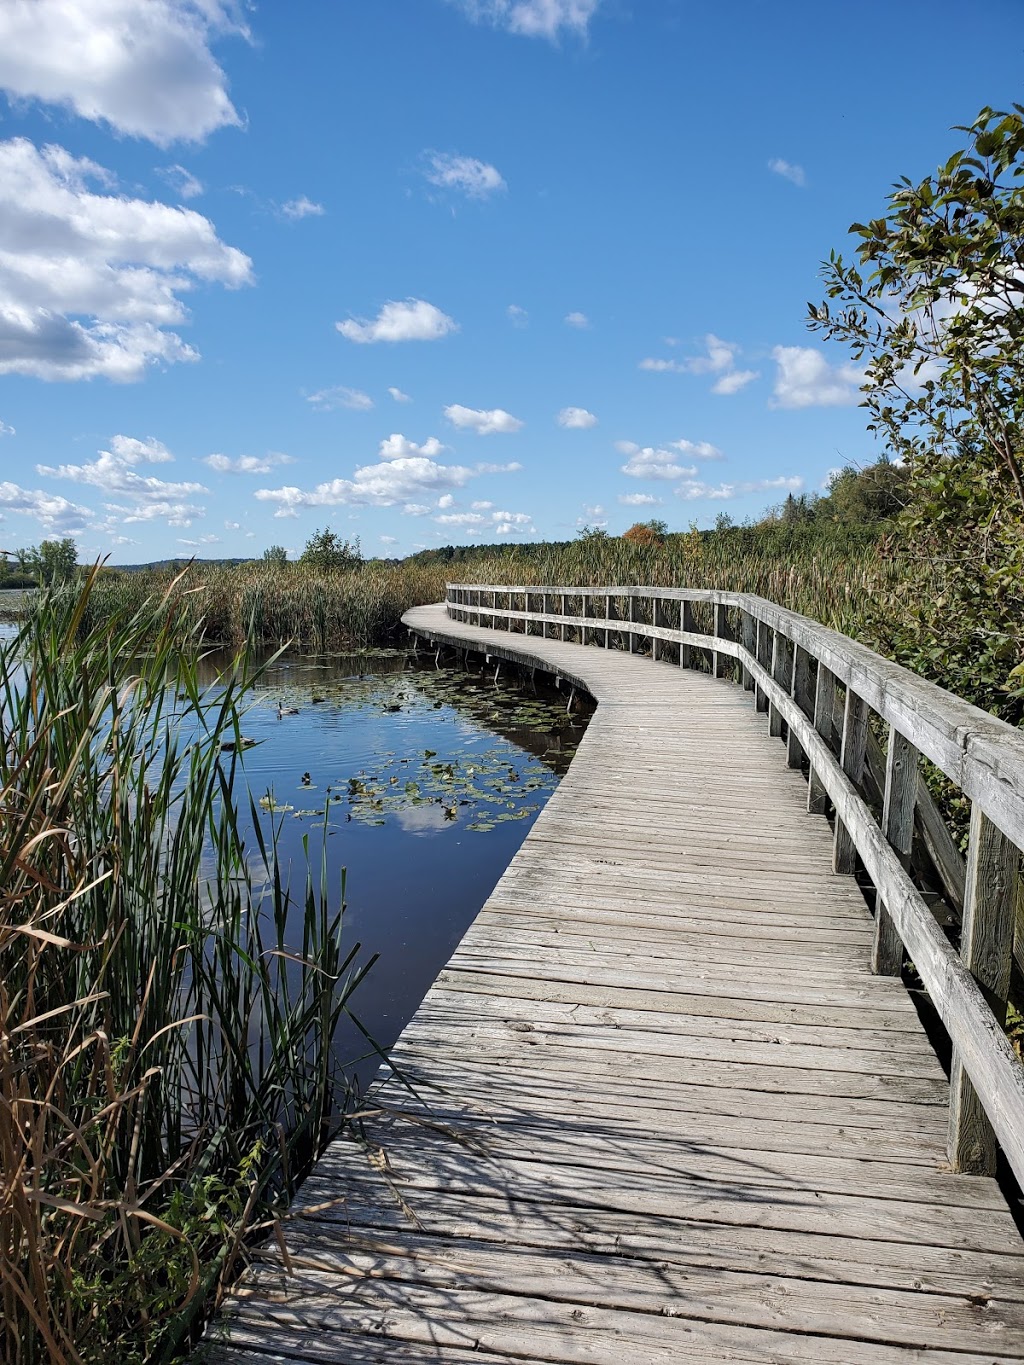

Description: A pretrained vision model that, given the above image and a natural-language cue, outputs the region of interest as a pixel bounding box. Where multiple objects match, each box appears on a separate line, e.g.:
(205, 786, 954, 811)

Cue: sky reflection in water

(198, 646, 591, 1081)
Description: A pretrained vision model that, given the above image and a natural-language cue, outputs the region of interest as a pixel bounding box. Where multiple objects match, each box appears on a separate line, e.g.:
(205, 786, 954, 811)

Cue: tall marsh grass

(83, 531, 895, 655)
(0, 571, 369, 1363)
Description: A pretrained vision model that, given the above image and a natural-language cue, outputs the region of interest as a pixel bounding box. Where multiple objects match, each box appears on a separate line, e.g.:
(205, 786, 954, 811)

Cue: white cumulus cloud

(423, 152, 506, 198)
(768, 158, 806, 187)
(451, 0, 601, 39)
(771, 346, 863, 408)
(159, 163, 204, 199)
(618, 492, 662, 506)
(617, 437, 724, 480)
(378, 433, 448, 461)
(336, 298, 457, 344)
(641, 334, 760, 395)
(388, 386, 412, 403)
(444, 404, 523, 435)
(203, 452, 293, 474)
(712, 368, 759, 395)
(564, 311, 590, 329)
(675, 475, 804, 502)
(255, 433, 520, 518)
(507, 304, 528, 328)
(306, 386, 374, 412)
(0, 481, 92, 533)
(557, 406, 597, 429)
(0, 138, 252, 381)
(0, 1, 247, 146)
(37, 433, 209, 527)
(280, 196, 324, 220)
(0, 419, 14, 437)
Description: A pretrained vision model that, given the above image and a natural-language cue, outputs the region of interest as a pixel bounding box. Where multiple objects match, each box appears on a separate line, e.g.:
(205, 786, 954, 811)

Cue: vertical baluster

(560, 593, 567, 641)
(713, 602, 732, 679)
(628, 594, 636, 653)
(754, 622, 769, 712)
(652, 597, 664, 661)
(788, 644, 811, 768)
(807, 663, 835, 814)
(873, 730, 918, 974)
(948, 807, 1018, 1174)
(679, 600, 694, 669)
(740, 611, 754, 690)
(768, 633, 792, 738)
(833, 688, 869, 874)
(605, 593, 617, 649)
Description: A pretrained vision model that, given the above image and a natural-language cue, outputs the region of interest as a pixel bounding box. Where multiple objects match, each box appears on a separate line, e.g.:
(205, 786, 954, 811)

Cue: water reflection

(196, 646, 591, 1084)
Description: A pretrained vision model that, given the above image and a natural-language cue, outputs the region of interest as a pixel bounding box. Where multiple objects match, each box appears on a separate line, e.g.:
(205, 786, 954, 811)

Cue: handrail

(443, 582, 1024, 1191)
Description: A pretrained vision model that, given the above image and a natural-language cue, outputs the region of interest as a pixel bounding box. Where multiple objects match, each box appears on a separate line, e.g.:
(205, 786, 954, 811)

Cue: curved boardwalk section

(212, 603, 1024, 1364)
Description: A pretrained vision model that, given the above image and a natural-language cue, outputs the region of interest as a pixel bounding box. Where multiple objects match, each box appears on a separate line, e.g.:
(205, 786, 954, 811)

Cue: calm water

(196, 646, 591, 1076)
(1, 619, 591, 1082)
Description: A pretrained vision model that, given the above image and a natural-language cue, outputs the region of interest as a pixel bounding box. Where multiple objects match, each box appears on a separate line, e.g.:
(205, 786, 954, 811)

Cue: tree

(575, 524, 609, 540)
(37, 538, 78, 586)
(621, 519, 668, 547)
(809, 106, 1024, 513)
(263, 544, 289, 565)
(299, 528, 362, 570)
(808, 106, 1024, 717)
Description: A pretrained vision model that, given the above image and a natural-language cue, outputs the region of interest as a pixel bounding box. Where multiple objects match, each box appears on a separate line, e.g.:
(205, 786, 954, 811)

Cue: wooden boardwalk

(212, 602, 1024, 1364)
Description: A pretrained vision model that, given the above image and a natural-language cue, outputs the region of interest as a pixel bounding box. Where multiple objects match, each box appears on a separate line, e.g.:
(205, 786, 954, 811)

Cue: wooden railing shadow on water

(445, 582, 1024, 1189)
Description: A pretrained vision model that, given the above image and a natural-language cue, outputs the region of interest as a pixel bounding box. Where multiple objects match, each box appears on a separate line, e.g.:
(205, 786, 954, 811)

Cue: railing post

(948, 806, 1019, 1174)
(754, 622, 770, 713)
(627, 594, 635, 653)
(768, 632, 791, 738)
(833, 688, 869, 874)
(713, 602, 733, 679)
(788, 644, 812, 768)
(680, 599, 694, 669)
(560, 593, 567, 641)
(808, 664, 836, 815)
(581, 591, 589, 646)
(652, 596, 664, 662)
(605, 592, 615, 649)
(872, 729, 918, 975)
(740, 610, 754, 690)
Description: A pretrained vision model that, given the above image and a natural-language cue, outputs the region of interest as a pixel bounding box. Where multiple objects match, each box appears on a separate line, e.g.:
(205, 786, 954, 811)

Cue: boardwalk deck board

(209, 603, 1024, 1364)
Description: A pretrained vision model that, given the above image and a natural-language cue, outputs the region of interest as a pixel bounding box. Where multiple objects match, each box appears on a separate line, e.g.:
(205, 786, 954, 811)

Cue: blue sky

(0, 0, 1021, 563)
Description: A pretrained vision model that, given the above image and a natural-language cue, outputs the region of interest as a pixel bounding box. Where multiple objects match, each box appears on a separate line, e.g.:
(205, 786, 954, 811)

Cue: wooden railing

(443, 583, 1024, 1188)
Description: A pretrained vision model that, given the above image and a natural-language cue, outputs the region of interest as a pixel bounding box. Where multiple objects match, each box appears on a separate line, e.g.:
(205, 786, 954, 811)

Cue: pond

(197, 644, 592, 1085)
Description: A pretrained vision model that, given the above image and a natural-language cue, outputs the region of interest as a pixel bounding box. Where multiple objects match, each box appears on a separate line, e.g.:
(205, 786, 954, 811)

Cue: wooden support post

(948, 806, 1019, 1174)
(560, 593, 567, 642)
(605, 593, 615, 649)
(652, 597, 664, 662)
(768, 632, 791, 738)
(833, 688, 869, 874)
(754, 621, 769, 712)
(872, 729, 918, 975)
(580, 592, 589, 646)
(740, 611, 754, 690)
(807, 664, 836, 815)
(713, 602, 732, 679)
(680, 599, 694, 670)
(788, 644, 812, 768)
(627, 594, 635, 653)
